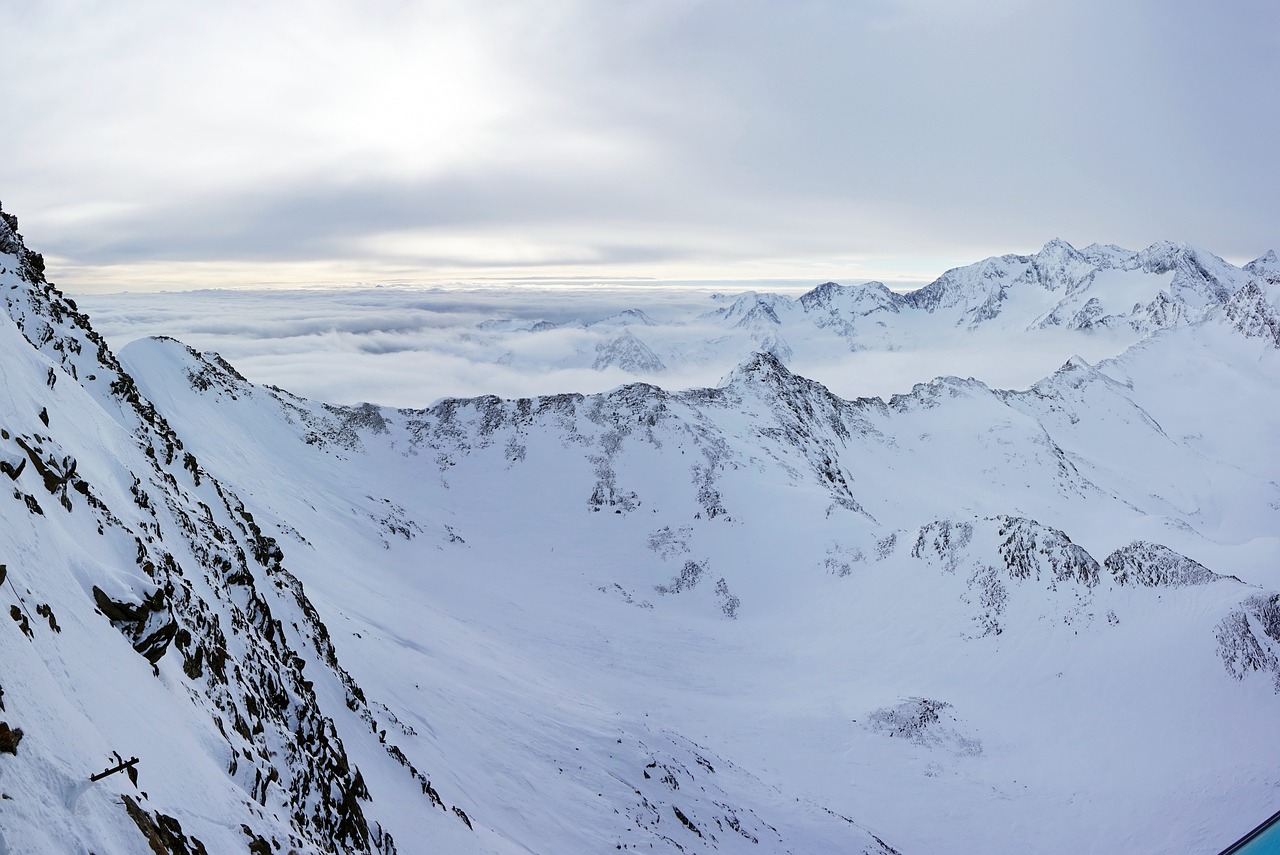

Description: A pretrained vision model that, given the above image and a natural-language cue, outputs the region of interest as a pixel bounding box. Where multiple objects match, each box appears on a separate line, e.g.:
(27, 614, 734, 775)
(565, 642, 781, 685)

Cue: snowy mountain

(4, 200, 1280, 853)
(592, 328, 667, 373)
(590, 308, 660, 329)
(439, 238, 1273, 390)
(895, 237, 1249, 334)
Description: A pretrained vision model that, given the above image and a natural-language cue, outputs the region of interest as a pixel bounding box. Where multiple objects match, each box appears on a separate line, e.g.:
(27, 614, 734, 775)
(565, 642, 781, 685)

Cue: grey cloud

(42, 170, 738, 269)
(5, 0, 1278, 282)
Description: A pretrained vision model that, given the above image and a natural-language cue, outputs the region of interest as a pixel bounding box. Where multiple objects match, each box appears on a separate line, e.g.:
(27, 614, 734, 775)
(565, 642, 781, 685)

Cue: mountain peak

(1245, 250, 1280, 284)
(592, 328, 666, 372)
(0, 200, 49, 287)
(718, 350, 797, 390)
(706, 290, 793, 329)
(1026, 237, 1093, 295)
(798, 281, 843, 309)
(1063, 354, 1091, 370)
(800, 280, 901, 317)
(1132, 239, 1196, 273)
(592, 308, 658, 328)
(1224, 279, 1280, 347)
(1079, 242, 1134, 267)
(1036, 237, 1081, 257)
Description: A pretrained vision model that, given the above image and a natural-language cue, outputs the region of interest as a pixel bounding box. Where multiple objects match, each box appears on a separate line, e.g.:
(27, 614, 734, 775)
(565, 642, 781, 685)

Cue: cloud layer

(78, 282, 1132, 409)
(4, 1, 1277, 290)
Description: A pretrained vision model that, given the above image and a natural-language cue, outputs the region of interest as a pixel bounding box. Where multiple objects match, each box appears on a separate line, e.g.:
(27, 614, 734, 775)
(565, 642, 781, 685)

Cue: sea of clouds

(74, 281, 1131, 409)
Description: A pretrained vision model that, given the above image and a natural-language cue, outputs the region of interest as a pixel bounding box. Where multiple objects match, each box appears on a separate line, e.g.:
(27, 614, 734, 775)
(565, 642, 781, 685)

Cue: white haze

(75, 283, 1133, 409)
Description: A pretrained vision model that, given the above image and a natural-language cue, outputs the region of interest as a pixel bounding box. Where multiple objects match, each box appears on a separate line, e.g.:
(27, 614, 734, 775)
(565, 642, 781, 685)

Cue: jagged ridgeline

(561, 237, 1280, 381)
(0, 204, 467, 851)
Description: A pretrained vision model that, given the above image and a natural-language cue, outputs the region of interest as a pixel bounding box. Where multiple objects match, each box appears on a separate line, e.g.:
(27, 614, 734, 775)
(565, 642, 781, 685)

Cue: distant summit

(592, 328, 667, 372)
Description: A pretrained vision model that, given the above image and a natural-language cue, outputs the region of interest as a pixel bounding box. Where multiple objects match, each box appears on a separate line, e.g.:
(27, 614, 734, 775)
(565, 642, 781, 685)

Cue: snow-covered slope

(895, 237, 1247, 334)
(5, 198, 1280, 853)
(0, 206, 481, 854)
(121, 294, 1280, 852)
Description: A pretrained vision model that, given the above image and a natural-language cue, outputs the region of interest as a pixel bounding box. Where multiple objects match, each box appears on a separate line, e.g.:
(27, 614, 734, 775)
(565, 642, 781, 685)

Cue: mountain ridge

(440, 237, 1278, 386)
(4, 201, 1280, 853)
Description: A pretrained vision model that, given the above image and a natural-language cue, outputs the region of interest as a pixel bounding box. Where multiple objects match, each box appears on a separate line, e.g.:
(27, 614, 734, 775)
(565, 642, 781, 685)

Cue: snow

(4, 208, 1280, 854)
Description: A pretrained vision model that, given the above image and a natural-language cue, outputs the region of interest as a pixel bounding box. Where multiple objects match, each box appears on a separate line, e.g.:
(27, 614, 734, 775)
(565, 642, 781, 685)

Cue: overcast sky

(3, 0, 1278, 292)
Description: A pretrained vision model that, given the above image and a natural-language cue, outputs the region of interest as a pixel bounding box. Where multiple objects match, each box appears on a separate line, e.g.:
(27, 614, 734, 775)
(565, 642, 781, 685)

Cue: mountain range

(2, 200, 1279, 853)
(486, 237, 1280, 380)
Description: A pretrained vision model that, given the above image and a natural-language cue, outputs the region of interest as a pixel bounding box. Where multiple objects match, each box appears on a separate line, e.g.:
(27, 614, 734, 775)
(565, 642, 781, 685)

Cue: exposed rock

(123, 794, 209, 855)
(863, 698, 982, 756)
(994, 516, 1100, 587)
(0, 199, 411, 853)
(0, 722, 22, 755)
(1216, 594, 1280, 690)
(1224, 280, 1280, 347)
(1105, 541, 1230, 587)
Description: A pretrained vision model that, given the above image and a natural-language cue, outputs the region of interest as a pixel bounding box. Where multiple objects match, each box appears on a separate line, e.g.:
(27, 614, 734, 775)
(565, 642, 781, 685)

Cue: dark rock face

(655, 560, 706, 595)
(0, 199, 457, 854)
(910, 516, 1108, 638)
(1225, 280, 1280, 347)
(93, 585, 179, 664)
(994, 516, 1100, 588)
(123, 794, 210, 855)
(1217, 595, 1280, 690)
(1105, 542, 1228, 587)
(866, 697, 952, 741)
(0, 722, 23, 755)
(912, 515, 1100, 588)
(863, 697, 982, 756)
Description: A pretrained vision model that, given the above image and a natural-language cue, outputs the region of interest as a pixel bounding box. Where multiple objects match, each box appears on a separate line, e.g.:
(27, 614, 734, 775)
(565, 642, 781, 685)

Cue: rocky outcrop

(1105, 541, 1231, 587)
(1224, 279, 1280, 347)
(863, 697, 982, 756)
(1217, 594, 1280, 690)
(0, 199, 460, 854)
